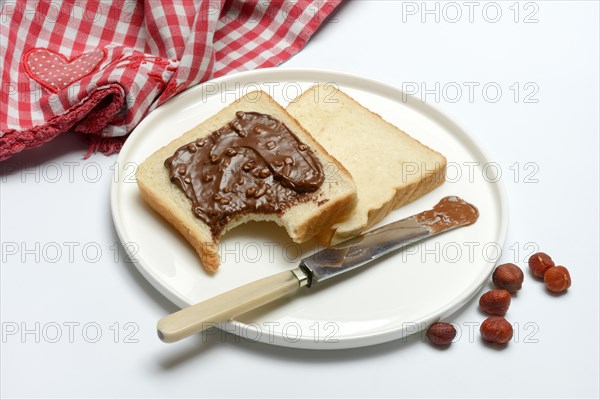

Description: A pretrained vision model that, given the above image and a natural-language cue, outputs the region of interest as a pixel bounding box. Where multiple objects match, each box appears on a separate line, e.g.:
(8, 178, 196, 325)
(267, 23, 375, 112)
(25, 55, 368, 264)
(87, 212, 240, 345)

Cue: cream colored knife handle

(157, 268, 308, 343)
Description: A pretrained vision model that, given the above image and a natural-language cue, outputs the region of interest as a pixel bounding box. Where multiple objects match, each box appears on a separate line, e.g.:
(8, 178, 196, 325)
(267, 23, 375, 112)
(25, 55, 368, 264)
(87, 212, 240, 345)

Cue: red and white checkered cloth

(0, 0, 342, 161)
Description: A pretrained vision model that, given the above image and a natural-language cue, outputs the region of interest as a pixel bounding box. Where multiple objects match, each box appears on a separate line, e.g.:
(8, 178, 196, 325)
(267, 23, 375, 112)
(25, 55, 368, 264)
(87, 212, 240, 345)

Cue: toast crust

(137, 177, 221, 272)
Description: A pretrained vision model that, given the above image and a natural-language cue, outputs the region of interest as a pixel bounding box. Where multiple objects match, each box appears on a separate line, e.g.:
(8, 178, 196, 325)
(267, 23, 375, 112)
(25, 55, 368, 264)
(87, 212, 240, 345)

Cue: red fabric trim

(0, 85, 124, 161)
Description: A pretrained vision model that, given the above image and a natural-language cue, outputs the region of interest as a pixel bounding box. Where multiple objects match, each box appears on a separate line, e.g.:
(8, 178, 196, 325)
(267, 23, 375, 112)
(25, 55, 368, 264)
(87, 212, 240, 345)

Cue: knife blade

(157, 196, 479, 343)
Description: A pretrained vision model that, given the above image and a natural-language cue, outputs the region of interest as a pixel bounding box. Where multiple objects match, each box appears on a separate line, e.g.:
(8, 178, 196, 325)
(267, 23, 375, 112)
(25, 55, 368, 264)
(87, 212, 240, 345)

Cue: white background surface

(1, 1, 598, 399)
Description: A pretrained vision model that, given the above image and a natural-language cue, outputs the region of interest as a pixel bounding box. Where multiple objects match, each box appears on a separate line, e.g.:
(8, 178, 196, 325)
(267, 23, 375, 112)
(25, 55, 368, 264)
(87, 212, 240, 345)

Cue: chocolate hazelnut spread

(414, 196, 479, 233)
(165, 111, 324, 237)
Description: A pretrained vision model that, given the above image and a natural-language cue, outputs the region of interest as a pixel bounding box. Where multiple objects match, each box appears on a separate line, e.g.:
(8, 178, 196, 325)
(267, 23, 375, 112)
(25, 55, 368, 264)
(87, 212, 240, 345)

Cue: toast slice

(287, 84, 446, 245)
(136, 91, 357, 272)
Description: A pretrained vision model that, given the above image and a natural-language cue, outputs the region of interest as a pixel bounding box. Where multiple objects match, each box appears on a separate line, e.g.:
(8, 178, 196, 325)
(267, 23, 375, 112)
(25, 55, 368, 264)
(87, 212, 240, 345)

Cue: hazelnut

(492, 263, 524, 293)
(528, 252, 555, 279)
(426, 322, 456, 346)
(254, 185, 267, 198)
(258, 168, 270, 178)
(480, 317, 513, 344)
(479, 290, 511, 316)
(544, 266, 571, 293)
(242, 161, 255, 171)
(230, 121, 243, 132)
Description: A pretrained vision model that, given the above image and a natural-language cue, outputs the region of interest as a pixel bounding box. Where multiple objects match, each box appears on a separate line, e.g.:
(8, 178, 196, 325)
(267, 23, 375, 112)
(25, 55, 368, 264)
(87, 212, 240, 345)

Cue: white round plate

(111, 68, 508, 349)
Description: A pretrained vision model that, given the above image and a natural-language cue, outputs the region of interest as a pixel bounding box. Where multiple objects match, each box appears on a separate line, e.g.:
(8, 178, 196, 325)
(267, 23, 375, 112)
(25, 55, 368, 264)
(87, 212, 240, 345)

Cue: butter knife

(157, 196, 479, 343)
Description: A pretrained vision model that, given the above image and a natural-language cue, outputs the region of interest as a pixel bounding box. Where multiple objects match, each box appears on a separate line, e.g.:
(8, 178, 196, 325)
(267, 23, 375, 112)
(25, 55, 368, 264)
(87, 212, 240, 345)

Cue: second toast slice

(287, 84, 447, 245)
